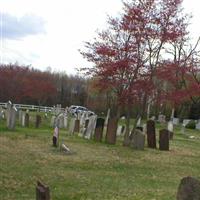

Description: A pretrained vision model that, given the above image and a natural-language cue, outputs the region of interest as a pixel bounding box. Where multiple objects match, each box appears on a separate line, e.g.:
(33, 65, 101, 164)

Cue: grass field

(0, 116, 200, 200)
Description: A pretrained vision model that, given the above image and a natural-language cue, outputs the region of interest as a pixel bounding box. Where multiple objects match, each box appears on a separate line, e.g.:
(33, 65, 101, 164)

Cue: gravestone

(60, 143, 72, 155)
(6, 102, 17, 130)
(82, 119, 89, 136)
(196, 122, 200, 130)
(36, 181, 50, 200)
(136, 117, 141, 127)
(63, 116, 68, 129)
(183, 119, 191, 127)
(18, 110, 23, 123)
(94, 118, 105, 142)
(159, 129, 169, 151)
(35, 115, 42, 128)
(105, 118, 118, 144)
(74, 119, 80, 133)
(52, 126, 59, 147)
(130, 129, 145, 150)
(6, 101, 12, 128)
(103, 108, 110, 133)
(50, 116, 56, 127)
(158, 114, 166, 123)
(116, 125, 126, 136)
(173, 118, 179, 125)
(57, 114, 64, 128)
(177, 176, 200, 200)
(146, 120, 156, 148)
(69, 118, 76, 134)
(25, 113, 29, 127)
(85, 115, 97, 139)
(21, 112, 26, 127)
(168, 121, 174, 132)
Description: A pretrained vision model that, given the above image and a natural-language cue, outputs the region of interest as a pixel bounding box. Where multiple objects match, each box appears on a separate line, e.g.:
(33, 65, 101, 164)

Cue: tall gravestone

(64, 116, 68, 129)
(130, 129, 145, 150)
(94, 118, 105, 142)
(146, 120, 156, 148)
(105, 118, 118, 144)
(159, 129, 169, 151)
(35, 115, 42, 128)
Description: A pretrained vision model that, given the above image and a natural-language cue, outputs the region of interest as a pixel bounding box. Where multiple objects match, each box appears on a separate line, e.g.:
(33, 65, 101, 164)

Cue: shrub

(185, 120, 196, 129)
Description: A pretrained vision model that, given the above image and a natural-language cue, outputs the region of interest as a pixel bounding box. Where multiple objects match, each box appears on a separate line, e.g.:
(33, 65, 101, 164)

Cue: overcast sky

(0, 0, 200, 75)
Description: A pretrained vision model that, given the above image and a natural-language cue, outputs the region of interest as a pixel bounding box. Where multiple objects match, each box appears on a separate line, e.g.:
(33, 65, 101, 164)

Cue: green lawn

(0, 117, 200, 200)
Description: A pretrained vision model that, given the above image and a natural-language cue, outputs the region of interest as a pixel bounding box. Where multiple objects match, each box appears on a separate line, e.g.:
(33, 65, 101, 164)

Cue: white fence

(0, 102, 65, 112)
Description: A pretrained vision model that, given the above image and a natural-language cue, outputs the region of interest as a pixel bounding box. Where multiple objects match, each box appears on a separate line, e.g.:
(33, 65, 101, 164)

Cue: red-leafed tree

(81, 0, 189, 145)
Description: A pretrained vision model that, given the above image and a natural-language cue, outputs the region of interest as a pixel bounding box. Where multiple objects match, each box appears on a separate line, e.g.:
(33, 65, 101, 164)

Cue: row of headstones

(52, 113, 172, 151)
(0, 101, 43, 130)
(157, 114, 200, 130)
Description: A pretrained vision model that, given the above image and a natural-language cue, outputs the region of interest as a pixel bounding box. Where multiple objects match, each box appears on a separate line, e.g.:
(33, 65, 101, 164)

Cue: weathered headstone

(69, 118, 76, 134)
(36, 181, 50, 200)
(85, 115, 97, 139)
(94, 118, 105, 142)
(105, 118, 118, 144)
(146, 120, 156, 148)
(177, 176, 200, 200)
(130, 129, 145, 150)
(25, 113, 29, 127)
(159, 129, 169, 151)
(52, 126, 59, 147)
(168, 121, 174, 139)
(35, 115, 42, 128)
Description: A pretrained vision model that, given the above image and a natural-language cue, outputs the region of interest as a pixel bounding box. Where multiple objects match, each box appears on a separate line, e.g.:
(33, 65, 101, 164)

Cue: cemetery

(1, 0, 200, 199)
(0, 101, 200, 200)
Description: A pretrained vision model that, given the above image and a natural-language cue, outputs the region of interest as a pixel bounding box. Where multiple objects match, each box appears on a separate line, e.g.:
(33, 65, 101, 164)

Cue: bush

(185, 120, 196, 129)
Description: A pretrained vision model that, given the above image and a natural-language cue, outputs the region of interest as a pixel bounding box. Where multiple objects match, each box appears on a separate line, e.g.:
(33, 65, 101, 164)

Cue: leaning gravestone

(36, 181, 50, 200)
(130, 129, 145, 150)
(177, 176, 200, 200)
(52, 126, 59, 147)
(35, 115, 42, 128)
(159, 129, 169, 151)
(146, 120, 156, 148)
(25, 113, 29, 127)
(105, 118, 118, 144)
(94, 118, 105, 142)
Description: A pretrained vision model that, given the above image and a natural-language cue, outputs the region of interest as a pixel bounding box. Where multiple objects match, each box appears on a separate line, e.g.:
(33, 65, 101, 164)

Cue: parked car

(68, 105, 95, 116)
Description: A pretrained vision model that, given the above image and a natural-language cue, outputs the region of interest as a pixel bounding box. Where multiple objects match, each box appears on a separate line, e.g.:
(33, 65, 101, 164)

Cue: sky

(0, 0, 200, 75)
